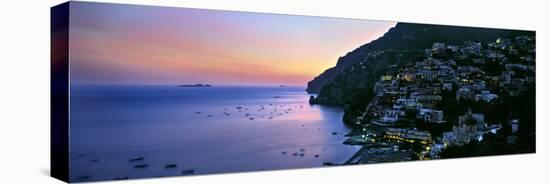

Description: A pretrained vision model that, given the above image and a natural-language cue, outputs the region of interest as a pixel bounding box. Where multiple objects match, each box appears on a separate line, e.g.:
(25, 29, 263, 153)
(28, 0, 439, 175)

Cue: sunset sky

(69, 2, 396, 86)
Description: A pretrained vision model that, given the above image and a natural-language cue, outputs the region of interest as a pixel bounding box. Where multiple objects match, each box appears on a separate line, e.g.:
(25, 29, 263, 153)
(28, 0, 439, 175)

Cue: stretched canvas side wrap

(51, 1, 536, 183)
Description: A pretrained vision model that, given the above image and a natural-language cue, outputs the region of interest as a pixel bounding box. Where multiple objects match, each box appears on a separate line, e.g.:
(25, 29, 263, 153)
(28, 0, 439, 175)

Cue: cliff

(306, 22, 532, 94)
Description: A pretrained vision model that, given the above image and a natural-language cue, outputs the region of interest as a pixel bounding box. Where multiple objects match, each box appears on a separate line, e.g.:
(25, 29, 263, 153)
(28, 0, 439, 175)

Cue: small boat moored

(164, 164, 178, 168)
(181, 169, 195, 175)
(129, 156, 144, 162)
(133, 164, 148, 169)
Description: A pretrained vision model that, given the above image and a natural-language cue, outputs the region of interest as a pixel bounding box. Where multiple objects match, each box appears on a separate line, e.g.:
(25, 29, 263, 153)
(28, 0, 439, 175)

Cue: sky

(69, 2, 396, 86)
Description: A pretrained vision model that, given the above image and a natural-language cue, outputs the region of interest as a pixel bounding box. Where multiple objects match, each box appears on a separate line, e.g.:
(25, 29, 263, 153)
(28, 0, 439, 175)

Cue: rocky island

(178, 84, 212, 87)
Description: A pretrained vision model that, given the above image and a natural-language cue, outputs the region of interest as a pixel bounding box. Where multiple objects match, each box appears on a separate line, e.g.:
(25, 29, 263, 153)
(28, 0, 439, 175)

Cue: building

(381, 109, 405, 123)
(442, 110, 485, 146)
(417, 108, 445, 123)
(442, 132, 457, 147)
(381, 75, 393, 81)
(414, 95, 442, 108)
(393, 98, 418, 109)
(494, 38, 512, 49)
(475, 90, 498, 102)
(471, 80, 487, 91)
(461, 41, 482, 56)
(458, 109, 485, 128)
(416, 69, 437, 81)
(510, 119, 520, 134)
(501, 70, 514, 83)
(432, 42, 445, 50)
(442, 83, 453, 91)
(456, 86, 474, 101)
(385, 128, 432, 144)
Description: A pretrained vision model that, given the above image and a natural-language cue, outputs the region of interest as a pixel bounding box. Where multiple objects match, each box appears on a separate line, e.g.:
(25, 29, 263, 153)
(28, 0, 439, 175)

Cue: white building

(510, 119, 519, 134)
(394, 98, 420, 110)
(381, 109, 405, 123)
(417, 108, 445, 123)
(442, 83, 453, 91)
(442, 110, 485, 147)
(432, 42, 445, 50)
(475, 90, 498, 102)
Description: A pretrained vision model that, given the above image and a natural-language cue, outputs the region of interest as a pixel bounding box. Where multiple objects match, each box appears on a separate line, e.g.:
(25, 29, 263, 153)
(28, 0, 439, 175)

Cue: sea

(69, 85, 360, 181)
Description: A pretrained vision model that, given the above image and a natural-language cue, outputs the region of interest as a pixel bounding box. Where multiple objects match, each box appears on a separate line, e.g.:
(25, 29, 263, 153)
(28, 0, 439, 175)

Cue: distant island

(178, 84, 212, 87)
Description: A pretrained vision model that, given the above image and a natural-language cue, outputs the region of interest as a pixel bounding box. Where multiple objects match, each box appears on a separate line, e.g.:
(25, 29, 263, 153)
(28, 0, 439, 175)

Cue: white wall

(0, 0, 547, 183)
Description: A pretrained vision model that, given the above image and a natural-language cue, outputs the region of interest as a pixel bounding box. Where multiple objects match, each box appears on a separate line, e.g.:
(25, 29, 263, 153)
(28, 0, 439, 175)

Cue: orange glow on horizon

(69, 2, 396, 86)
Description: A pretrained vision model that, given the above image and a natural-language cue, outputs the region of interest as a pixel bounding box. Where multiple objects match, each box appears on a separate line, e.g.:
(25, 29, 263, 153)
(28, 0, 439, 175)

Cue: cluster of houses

(354, 35, 535, 158)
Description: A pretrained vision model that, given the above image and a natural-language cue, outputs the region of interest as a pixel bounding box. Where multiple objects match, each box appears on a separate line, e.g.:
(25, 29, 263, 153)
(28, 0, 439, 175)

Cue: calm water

(69, 85, 360, 181)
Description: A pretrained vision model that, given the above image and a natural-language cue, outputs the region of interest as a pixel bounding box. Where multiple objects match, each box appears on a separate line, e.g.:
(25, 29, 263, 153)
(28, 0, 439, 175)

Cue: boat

(129, 156, 144, 162)
(164, 164, 177, 168)
(133, 164, 148, 169)
(181, 169, 195, 175)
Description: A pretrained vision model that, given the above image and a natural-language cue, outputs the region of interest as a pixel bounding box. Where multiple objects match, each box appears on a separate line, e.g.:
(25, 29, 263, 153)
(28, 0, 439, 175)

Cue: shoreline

(344, 146, 368, 165)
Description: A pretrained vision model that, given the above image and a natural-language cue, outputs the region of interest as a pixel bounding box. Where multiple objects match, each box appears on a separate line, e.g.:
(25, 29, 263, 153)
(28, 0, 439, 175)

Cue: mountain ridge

(306, 22, 534, 94)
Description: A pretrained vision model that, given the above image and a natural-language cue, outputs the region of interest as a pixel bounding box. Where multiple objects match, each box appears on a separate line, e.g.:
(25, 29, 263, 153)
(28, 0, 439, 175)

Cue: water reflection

(69, 86, 360, 182)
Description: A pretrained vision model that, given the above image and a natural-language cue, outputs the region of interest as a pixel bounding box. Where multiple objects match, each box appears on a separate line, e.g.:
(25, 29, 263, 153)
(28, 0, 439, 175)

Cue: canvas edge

(51, 1, 71, 183)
